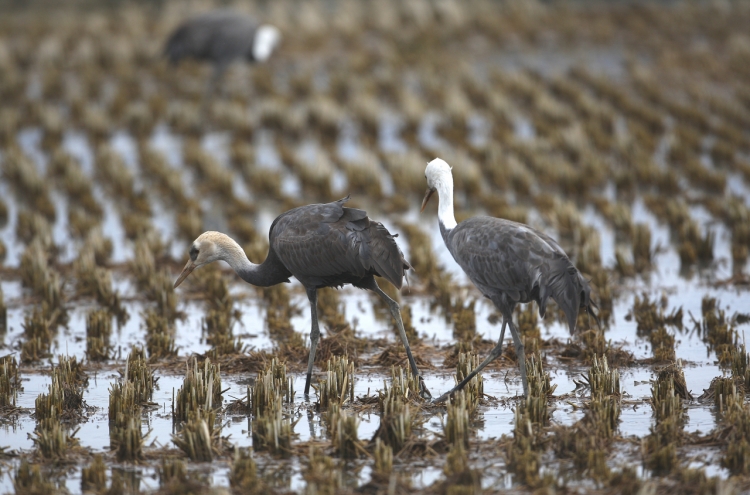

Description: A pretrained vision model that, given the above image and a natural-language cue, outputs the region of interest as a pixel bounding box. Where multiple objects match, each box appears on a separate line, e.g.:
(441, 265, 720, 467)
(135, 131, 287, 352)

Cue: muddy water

(0, 118, 747, 493)
(0, 288, 739, 495)
(0, 255, 740, 493)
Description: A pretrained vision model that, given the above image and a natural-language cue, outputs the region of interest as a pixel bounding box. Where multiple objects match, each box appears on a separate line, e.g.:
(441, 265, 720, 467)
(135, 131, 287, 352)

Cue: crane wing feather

(446, 216, 589, 333)
(447, 217, 568, 300)
(270, 198, 408, 289)
(165, 10, 258, 64)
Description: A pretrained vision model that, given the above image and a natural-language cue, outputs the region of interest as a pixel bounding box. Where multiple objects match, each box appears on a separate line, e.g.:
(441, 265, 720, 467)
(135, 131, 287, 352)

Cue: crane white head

(421, 158, 453, 212)
(253, 25, 281, 62)
(421, 158, 457, 229)
(174, 231, 245, 288)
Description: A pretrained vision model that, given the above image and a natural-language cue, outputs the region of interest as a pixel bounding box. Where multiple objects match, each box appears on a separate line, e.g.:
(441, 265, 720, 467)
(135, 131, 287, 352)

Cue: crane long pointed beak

(419, 187, 435, 213)
(174, 259, 196, 289)
(420, 188, 435, 212)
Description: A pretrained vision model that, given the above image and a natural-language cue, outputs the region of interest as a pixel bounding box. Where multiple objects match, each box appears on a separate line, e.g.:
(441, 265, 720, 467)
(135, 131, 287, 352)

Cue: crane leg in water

(433, 306, 530, 403)
(366, 278, 432, 400)
(304, 287, 320, 397)
(433, 320, 506, 404)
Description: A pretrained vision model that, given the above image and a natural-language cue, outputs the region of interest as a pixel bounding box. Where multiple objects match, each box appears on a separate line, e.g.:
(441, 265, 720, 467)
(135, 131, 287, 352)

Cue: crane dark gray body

(164, 9, 279, 103)
(440, 217, 591, 334)
(271, 198, 430, 397)
(174, 197, 429, 399)
(165, 10, 265, 67)
(422, 158, 595, 402)
(269, 199, 410, 291)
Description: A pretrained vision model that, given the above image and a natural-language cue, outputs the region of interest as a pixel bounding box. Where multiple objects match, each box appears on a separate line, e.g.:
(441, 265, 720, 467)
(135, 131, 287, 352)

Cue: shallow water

(1, 123, 747, 491)
(1, 16, 749, 491)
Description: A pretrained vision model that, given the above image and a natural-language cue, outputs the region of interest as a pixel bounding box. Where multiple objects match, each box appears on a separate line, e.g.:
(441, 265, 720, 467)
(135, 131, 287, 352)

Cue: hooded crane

(164, 9, 281, 98)
(174, 197, 431, 400)
(422, 158, 597, 402)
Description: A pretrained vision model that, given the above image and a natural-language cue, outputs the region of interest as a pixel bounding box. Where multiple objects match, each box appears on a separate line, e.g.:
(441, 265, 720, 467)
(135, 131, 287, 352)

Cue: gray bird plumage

(271, 199, 410, 290)
(174, 197, 430, 400)
(164, 9, 280, 103)
(423, 158, 597, 402)
(165, 10, 263, 66)
(441, 217, 593, 335)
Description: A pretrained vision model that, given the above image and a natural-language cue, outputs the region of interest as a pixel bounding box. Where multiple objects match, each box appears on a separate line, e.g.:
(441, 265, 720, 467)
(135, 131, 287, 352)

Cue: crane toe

(418, 376, 432, 400)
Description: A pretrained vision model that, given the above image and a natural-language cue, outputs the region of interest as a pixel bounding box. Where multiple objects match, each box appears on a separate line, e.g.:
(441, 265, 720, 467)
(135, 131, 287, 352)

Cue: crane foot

(418, 376, 432, 400)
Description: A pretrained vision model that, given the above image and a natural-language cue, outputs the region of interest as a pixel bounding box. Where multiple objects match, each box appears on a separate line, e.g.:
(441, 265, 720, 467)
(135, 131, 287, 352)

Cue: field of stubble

(0, 1, 750, 494)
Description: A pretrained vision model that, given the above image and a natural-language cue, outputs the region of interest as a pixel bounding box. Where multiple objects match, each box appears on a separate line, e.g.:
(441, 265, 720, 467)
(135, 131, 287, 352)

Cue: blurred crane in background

(164, 9, 281, 103)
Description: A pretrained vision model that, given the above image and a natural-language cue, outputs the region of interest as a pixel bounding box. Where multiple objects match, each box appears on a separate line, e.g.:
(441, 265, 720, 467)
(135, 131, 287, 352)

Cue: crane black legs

(303, 287, 320, 397)
(433, 309, 528, 404)
(433, 321, 506, 404)
(302, 281, 432, 400)
(368, 280, 432, 400)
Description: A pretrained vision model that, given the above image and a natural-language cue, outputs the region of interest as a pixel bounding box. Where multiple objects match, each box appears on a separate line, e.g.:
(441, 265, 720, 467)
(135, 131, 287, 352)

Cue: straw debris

(644, 366, 686, 474)
(113, 416, 145, 462)
(35, 356, 88, 421)
(553, 355, 621, 481)
(20, 309, 53, 363)
(86, 309, 113, 361)
(32, 417, 80, 460)
(0, 355, 21, 412)
(172, 408, 222, 462)
(327, 403, 365, 458)
(374, 366, 417, 452)
(316, 355, 354, 410)
(144, 310, 178, 359)
(251, 357, 294, 417)
(251, 396, 293, 458)
(373, 438, 393, 478)
(81, 454, 107, 493)
(173, 358, 222, 423)
(229, 447, 265, 494)
(13, 460, 58, 494)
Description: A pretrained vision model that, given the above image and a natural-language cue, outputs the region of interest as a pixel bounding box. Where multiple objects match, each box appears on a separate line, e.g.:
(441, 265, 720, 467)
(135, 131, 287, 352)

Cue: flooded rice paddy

(1, 0, 750, 493)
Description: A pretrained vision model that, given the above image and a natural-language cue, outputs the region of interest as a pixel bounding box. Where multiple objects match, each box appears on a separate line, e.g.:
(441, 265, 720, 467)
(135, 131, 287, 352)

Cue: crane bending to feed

(164, 9, 281, 97)
(422, 158, 598, 403)
(174, 197, 431, 400)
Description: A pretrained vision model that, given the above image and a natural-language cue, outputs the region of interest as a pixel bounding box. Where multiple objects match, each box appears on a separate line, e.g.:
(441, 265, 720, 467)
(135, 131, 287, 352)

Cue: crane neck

(217, 236, 291, 287)
(434, 177, 457, 231)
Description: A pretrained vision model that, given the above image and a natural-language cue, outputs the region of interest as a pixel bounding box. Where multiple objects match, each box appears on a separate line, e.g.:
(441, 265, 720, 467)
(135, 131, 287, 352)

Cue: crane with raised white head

(422, 158, 598, 402)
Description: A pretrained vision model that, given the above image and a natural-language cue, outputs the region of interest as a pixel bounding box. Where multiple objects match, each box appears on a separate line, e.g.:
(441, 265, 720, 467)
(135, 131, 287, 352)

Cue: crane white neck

(433, 175, 457, 231)
(253, 25, 280, 62)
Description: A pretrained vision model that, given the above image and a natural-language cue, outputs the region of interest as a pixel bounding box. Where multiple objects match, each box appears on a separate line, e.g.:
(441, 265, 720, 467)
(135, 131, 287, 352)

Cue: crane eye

(190, 247, 199, 260)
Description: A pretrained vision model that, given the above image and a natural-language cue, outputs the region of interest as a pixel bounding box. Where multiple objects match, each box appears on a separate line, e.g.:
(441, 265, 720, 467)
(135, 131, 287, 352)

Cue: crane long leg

(508, 320, 528, 397)
(369, 280, 432, 400)
(303, 287, 320, 397)
(433, 320, 507, 404)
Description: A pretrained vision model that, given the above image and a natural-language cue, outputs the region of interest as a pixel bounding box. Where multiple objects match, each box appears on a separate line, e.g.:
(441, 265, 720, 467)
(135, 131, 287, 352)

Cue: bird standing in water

(174, 197, 431, 400)
(422, 158, 597, 402)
